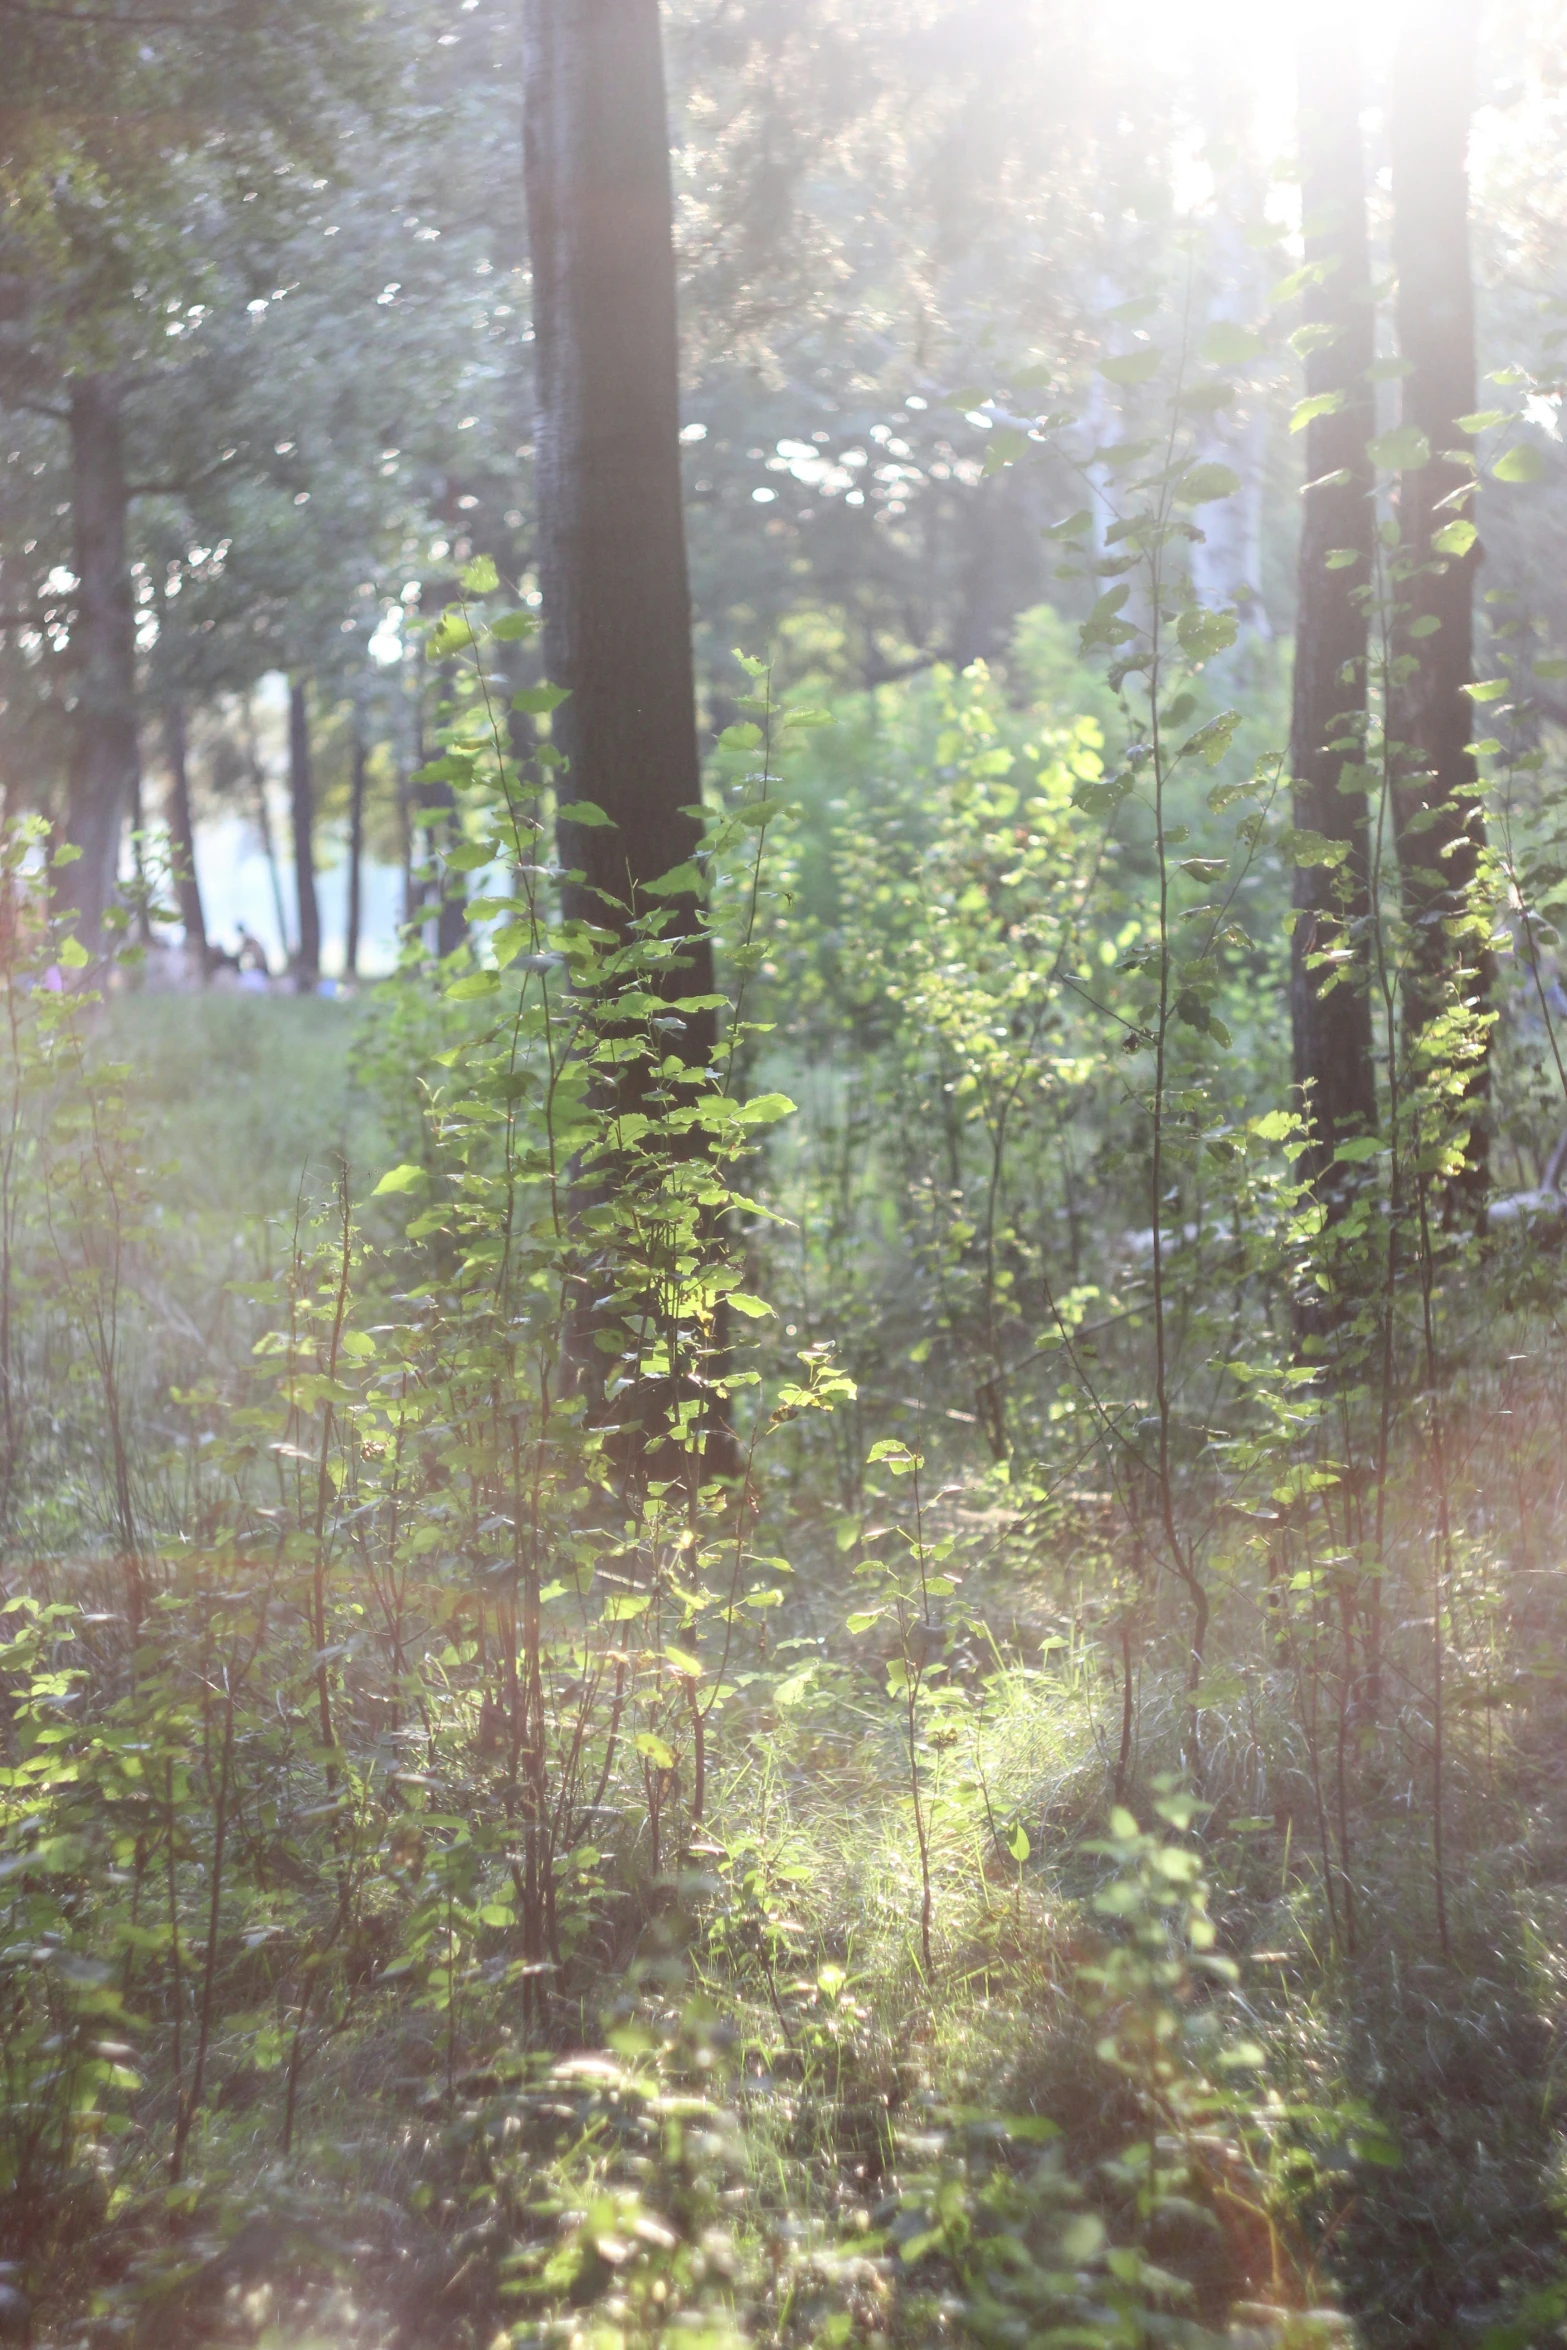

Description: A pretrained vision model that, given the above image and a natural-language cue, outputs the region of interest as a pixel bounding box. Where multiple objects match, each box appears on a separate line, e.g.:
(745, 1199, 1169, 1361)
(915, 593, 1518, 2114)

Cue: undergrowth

(4, 372, 1567, 2350)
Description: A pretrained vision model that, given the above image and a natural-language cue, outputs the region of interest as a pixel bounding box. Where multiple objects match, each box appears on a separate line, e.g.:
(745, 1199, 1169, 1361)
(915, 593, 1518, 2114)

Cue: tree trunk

(65, 376, 140, 947)
(346, 728, 366, 981)
(289, 678, 321, 986)
(436, 841, 467, 959)
(1289, 10, 1378, 1189)
(163, 702, 208, 973)
(520, 0, 713, 1023)
(1389, 0, 1489, 1187)
(245, 694, 290, 969)
(522, 0, 727, 1468)
(412, 595, 469, 959)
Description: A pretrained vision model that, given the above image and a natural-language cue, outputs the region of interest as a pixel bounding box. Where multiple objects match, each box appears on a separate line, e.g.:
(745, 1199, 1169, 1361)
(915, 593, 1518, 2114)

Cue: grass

(100, 989, 389, 1226)
(14, 994, 1567, 2350)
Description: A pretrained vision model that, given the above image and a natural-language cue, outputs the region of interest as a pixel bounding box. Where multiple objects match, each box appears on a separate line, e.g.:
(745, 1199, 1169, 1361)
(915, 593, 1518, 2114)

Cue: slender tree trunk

(289, 678, 321, 986)
(520, 0, 714, 1022)
(345, 728, 366, 981)
(65, 376, 140, 947)
(1389, 0, 1489, 1190)
(436, 847, 467, 958)
(245, 697, 290, 968)
(163, 702, 208, 975)
(413, 592, 469, 959)
(1289, 9, 1378, 1192)
(127, 766, 152, 945)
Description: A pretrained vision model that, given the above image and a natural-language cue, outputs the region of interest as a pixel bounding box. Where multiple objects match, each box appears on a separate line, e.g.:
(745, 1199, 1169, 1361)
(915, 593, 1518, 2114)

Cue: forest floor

(22, 994, 1567, 2350)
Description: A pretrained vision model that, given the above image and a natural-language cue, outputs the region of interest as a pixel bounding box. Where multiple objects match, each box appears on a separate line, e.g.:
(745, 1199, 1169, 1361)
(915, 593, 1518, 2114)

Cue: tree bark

(1289, 10, 1378, 1190)
(1389, 0, 1489, 1187)
(412, 594, 469, 959)
(522, 0, 728, 1471)
(65, 376, 140, 947)
(163, 702, 208, 973)
(346, 727, 366, 980)
(289, 678, 321, 985)
(521, 0, 714, 1026)
(245, 693, 289, 970)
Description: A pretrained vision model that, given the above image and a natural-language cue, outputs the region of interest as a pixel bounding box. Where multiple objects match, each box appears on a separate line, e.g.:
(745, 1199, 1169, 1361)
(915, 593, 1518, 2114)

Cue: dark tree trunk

(345, 728, 366, 981)
(1389, 0, 1489, 1186)
(436, 851, 467, 959)
(522, 0, 728, 1472)
(1289, 12, 1378, 1190)
(412, 595, 469, 959)
(245, 695, 289, 969)
(521, 0, 714, 1027)
(65, 376, 140, 946)
(163, 702, 208, 973)
(289, 678, 321, 985)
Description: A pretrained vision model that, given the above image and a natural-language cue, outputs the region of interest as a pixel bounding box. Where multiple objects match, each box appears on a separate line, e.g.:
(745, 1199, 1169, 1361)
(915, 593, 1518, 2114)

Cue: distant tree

(345, 726, 368, 982)
(64, 379, 142, 946)
(0, 0, 383, 934)
(162, 703, 208, 970)
(289, 680, 321, 985)
(1388, 0, 1489, 1187)
(1288, 9, 1378, 1191)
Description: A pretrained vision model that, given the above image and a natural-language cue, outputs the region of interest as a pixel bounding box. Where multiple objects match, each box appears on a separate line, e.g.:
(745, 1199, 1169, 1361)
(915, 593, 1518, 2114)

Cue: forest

(5, 0, 1567, 2343)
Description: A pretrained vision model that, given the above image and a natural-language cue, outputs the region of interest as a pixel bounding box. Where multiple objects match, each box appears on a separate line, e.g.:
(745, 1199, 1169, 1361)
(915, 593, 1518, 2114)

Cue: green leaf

(1271, 260, 1329, 304)
(460, 553, 499, 594)
(1199, 321, 1265, 367)
(1333, 1136, 1384, 1164)
(429, 611, 475, 655)
(1176, 605, 1238, 661)
(1463, 678, 1510, 704)
(1176, 461, 1241, 505)
(634, 1733, 675, 1770)
(56, 933, 90, 969)
(1290, 391, 1345, 433)
(374, 1163, 428, 1196)
(1283, 828, 1349, 868)
(1494, 440, 1547, 483)
(1367, 425, 1431, 471)
(1432, 518, 1478, 557)
(1181, 711, 1241, 767)
(1099, 348, 1162, 386)
(1045, 508, 1094, 541)
(556, 800, 616, 828)
(1008, 1823, 1031, 1863)
(734, 1091, 796, 1126)
(512, 684, 569, 715)
(490, 610, 538, 641)
(1455, 408, 1508, 433)
(718, 723, 763, 751)
(983, 425, 1030, 473)
(642, 861, 703, 898)
(725, 1292, 774, 1320)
